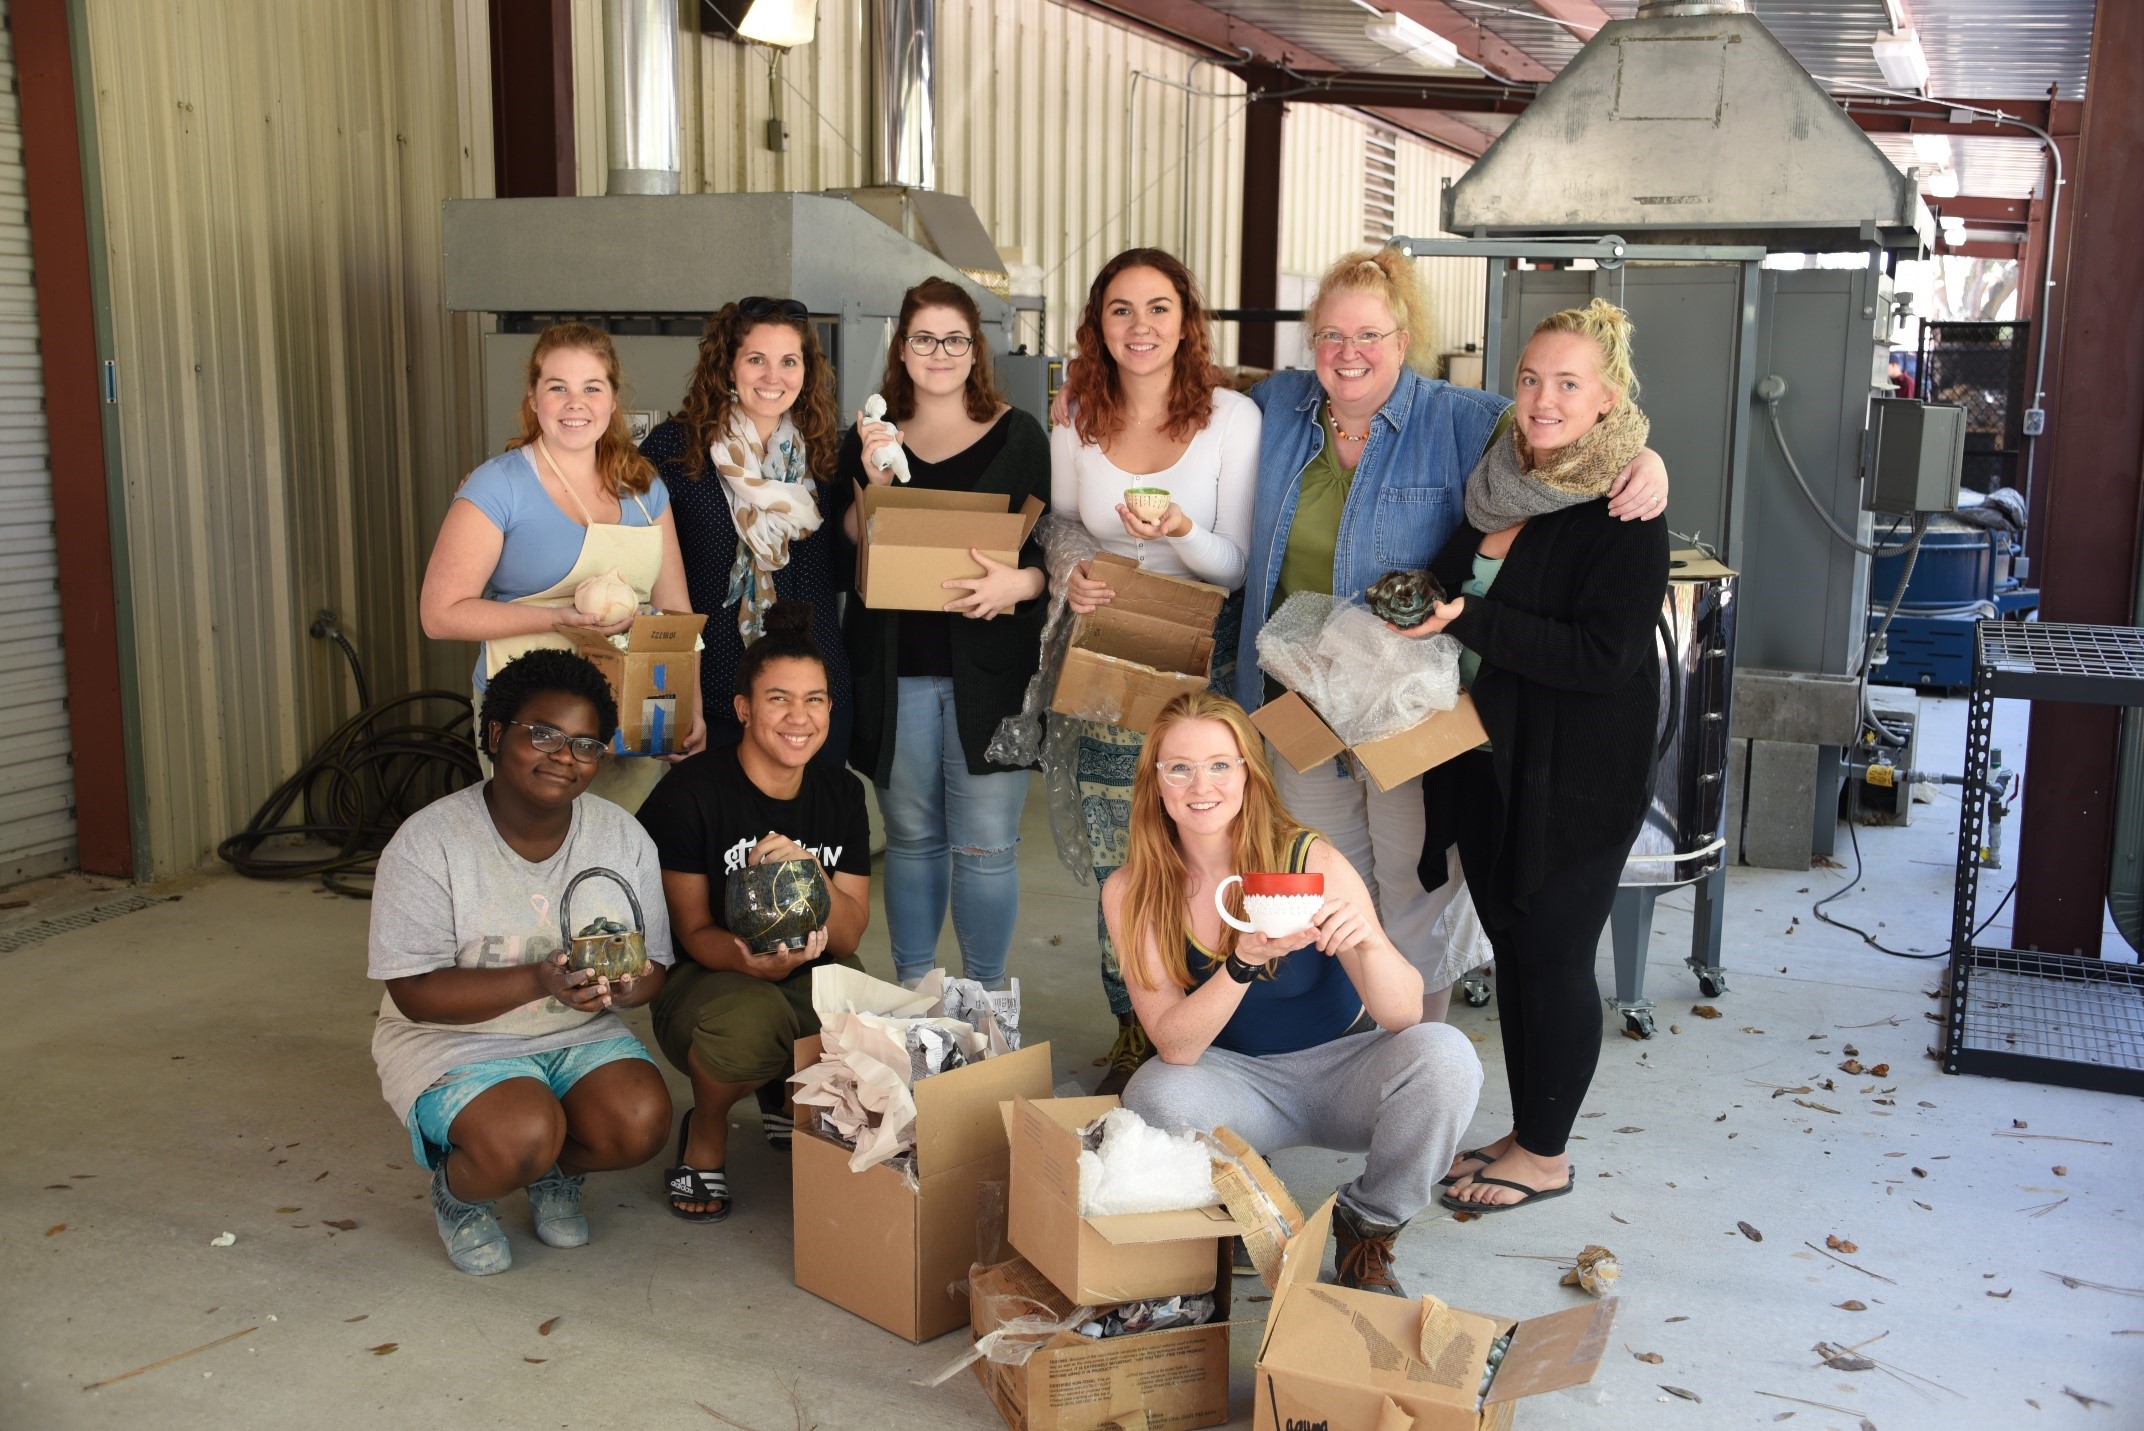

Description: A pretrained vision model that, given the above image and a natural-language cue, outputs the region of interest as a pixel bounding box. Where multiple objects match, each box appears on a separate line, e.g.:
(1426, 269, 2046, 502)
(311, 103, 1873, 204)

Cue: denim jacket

(1235, 367, 1511, 710)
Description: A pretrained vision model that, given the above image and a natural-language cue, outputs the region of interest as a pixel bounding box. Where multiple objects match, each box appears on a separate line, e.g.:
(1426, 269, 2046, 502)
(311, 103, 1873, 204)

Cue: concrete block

(1724, 737, 1749, 865)
(1733, 669, 1863, 746)
(1744, 739, 1818, 870)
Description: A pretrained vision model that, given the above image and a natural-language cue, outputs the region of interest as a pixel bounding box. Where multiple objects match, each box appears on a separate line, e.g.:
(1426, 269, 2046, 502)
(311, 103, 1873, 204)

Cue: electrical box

(1865, 398, 1965, 517)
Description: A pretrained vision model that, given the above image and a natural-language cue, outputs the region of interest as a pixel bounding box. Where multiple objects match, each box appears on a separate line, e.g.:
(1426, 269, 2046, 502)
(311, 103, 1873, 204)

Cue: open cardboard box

(1004, 1095, 1239, 1306)
(1251, 688, 1488, 794)
(966, 1247, 1232, 1431)
(560, 610, 707, 757)
(1050, 553, 1228, 734)
(855, 486, 1045, 612)
(1256, 1197, 1617, 1430)
(791, 1034, 1054, 1342)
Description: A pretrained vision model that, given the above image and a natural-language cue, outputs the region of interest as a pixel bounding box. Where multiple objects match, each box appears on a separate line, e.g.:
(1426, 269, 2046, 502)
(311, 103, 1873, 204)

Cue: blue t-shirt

(1186, 833, 1364, 1056)
(455, 448, 670, 689)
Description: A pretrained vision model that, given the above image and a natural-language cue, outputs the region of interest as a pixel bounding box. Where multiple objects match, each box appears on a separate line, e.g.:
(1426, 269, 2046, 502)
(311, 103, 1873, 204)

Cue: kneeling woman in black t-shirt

(638, 600, 873, 1221)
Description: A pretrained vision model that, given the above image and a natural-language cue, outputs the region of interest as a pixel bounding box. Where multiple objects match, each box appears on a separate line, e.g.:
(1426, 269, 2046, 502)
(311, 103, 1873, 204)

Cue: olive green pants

(650, 955, 865, 1086)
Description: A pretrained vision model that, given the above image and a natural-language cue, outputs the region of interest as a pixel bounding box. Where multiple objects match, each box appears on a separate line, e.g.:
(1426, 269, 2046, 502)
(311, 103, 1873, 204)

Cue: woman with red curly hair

(1052, 248, 1260, 1092)
(641, 299, 853, 768)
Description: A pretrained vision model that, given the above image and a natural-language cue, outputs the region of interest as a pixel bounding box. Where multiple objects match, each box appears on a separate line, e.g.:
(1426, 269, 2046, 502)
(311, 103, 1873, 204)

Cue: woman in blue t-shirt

(1105, 690, 1481, 1299)
(420, 322, 706, 807)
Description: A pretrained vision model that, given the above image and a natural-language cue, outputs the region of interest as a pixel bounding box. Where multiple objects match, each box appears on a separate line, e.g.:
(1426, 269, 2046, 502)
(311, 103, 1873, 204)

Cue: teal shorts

(405, 1035, 656, 1170)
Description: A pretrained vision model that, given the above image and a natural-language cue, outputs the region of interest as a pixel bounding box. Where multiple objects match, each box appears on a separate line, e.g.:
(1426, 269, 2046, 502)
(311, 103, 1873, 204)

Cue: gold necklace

(1328, 405, 1369, 444)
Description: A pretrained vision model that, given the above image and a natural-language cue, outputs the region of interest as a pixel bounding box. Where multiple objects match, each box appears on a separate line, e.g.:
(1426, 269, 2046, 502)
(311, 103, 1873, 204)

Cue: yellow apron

(483, 440, 664, 680)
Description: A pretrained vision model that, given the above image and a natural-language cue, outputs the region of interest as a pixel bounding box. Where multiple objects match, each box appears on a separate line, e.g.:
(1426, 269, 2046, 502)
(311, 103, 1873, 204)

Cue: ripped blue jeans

(878, 676, 1031, 985)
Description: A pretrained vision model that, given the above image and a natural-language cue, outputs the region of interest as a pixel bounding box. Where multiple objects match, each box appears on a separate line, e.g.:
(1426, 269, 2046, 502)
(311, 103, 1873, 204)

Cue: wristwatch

(1224, 953, 1260, 984)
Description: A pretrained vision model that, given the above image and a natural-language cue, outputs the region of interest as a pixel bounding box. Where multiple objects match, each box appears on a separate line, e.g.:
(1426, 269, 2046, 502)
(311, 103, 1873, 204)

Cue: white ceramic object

(1214, 880, 1325, 939)
(1123, 488, 1173, 522)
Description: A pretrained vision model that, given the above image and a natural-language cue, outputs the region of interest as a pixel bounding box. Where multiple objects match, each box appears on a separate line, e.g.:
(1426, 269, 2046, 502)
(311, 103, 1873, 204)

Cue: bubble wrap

(1255, 592, 1462, 746)
(985, 513, 1103, 771)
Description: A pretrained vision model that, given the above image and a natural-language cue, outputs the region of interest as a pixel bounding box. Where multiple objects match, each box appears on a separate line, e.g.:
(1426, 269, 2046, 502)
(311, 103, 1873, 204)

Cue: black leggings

(1455, 794, 1627, 1160)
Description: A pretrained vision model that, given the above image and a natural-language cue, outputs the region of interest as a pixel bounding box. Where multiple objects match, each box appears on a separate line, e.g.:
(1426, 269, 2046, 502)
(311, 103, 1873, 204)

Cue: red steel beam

(11, 0, 133, 878)
(1929, 196, 2029, 223)
(1526, 0, 1616, 44)
(1238, 79, 1286, 369)
(1059, 0, 1330, 67)
(1938, 240, 2022, 260)
(1236, 72, 1534, 115)
(1847, 98, 2083, 139)
(2014, 0, 2144, 957)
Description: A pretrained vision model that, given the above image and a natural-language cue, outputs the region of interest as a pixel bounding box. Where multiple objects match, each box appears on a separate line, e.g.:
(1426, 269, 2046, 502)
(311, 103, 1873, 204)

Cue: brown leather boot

(1094, 1012, 1154, 1097)
(1333, 1202, 1407, 1297)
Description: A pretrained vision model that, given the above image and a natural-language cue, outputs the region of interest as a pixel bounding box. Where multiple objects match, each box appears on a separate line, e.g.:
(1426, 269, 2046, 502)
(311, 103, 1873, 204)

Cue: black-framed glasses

(738, 296, 808, 320)
(506, 720, 609, 764)
(905, 333, 974, 357)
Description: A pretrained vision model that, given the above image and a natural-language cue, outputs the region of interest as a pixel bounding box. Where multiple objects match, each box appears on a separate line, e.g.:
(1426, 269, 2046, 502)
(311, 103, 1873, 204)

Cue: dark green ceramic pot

(725, 857, 833, 955)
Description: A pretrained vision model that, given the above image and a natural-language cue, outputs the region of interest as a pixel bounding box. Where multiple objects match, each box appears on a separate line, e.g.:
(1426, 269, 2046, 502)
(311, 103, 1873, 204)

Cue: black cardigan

(1418, 498, 1670, 913)
(836, 409, 1053, 784)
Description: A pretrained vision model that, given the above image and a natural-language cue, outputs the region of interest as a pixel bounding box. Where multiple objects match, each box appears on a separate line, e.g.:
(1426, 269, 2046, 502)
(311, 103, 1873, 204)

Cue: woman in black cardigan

(837, 278, 1050, 990)
(1395, 300, 1668, 1213)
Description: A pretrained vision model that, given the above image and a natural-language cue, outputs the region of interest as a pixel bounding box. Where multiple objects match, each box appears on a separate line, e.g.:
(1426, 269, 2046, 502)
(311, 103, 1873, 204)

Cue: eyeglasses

(506, 720, 609, 764)
(1157, 758, 1247, 788)
(1311, 328, 1400, 351)
(738, 296, 809, 320)
(905, 333, 975, 357)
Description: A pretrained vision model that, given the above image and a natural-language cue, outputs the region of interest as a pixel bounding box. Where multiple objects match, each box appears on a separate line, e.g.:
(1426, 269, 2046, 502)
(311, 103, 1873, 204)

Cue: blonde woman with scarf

(1397, 299, 1670, 1215)
(641, 298, 853, 769)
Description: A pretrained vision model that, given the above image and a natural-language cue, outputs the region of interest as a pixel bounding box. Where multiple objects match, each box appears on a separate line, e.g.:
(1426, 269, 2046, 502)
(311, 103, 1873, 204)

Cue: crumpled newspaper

(1255, 591, 1460, 746)
(788, 966, 1018, 1172)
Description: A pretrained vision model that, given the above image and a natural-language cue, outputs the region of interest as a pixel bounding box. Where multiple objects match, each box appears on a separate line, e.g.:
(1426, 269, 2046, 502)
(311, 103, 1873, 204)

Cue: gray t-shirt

(368, 784, 674, 1121)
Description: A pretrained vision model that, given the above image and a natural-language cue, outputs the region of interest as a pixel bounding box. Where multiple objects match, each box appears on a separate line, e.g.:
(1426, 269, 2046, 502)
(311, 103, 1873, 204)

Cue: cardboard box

(1255, 1198, 1616, 1430)
(1006, 1095, 1239, 1306)
(560, 610, 708, 757)
(791, 1034, 1054, 1343)
(1251, 688, 1488, 794)
(1049, 553, 1229, 733)
(855, 486, 1045, 612)
(966, 1251, 1232, 1431)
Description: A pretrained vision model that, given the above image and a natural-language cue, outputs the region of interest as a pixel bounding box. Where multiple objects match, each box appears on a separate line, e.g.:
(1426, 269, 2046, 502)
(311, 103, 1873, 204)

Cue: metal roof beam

(1847, 98, 2084, 140)
(1234, 69, 1534, 114)
(1927, 196, 2029, 223)
(1387, 3, 1556, 82)
(1525, 0, 1615, 44)
(1057, 0, 1321, 67)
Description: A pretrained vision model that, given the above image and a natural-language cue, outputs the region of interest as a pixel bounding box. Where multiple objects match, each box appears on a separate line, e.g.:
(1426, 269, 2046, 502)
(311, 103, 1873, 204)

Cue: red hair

(506, 322, 655, 497)
(1061, 248, 1226, 447)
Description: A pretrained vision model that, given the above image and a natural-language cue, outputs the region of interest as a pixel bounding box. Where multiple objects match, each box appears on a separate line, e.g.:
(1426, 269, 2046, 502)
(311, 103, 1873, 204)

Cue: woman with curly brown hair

(1051, 248, 1260, 1092)
(640, 298, 853, 767)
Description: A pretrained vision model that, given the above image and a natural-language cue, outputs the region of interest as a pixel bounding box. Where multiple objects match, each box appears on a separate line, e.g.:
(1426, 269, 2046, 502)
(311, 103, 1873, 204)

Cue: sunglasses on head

(738, 296, 808, 320)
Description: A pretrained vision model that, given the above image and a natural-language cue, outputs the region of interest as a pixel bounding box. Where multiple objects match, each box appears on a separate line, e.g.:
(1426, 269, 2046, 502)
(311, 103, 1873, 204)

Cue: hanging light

(1871, 29, 1930, 92)
(702, 0, 816, 48)
(1365, 10, 1462, 72)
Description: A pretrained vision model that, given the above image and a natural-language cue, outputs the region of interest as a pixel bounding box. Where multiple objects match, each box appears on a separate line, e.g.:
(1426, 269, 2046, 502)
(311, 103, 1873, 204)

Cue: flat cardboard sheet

(856, 486, 1044, 611)
(1050, 554, 1227, 733)
(1666, 548, 1737, 582)
(1251, 689, 1488, 792)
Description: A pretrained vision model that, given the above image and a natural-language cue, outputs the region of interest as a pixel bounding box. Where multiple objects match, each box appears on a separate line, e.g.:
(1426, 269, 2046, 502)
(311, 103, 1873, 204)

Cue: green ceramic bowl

(1123, 487, 1172, 521)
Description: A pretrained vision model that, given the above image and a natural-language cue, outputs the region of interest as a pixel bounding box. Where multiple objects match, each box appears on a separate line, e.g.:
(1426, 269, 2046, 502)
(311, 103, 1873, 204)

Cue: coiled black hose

(219, 623, 479, 898)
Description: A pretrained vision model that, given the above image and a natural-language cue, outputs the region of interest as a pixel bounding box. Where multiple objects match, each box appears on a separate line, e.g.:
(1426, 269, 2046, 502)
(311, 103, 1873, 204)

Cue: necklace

(1328, 405, 1369, 444)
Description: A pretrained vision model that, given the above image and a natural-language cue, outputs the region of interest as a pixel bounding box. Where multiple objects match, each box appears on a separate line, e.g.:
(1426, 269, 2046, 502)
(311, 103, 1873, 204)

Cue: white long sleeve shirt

(1049, 386, 1260, 591)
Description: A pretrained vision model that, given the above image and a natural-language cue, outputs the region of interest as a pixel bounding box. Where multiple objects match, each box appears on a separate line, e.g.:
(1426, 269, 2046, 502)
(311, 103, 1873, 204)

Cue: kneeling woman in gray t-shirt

(369, 649, 676, 1275)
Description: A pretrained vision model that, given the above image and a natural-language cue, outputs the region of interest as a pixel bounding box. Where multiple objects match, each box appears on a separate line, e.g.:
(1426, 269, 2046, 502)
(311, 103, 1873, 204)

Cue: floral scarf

(712, 412, 820, 643)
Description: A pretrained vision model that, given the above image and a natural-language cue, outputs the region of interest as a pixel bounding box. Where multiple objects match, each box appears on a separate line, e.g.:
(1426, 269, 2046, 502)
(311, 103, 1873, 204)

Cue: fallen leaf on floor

(344, 1315, 368, 1323)
(313, 1171, 329, 1182)
(1912, 1167, 1927, 1178)
(1660, 1385, 1702, 1402)
(367, 1343, 398, 1356)
(1814, 855, 1843, 868)
(1451, 1210, 1478, 1223)
(1987, 1289, 2012, 1299)
(385, 1163, 401, 1170)
(524, 1357, 547, 1364)
(1560, 1245, 1621, 1296)
(1715, 1113, 1728, 1123)
(1861, 1420, 1879, 1431)
(1919, 1101, 1936, 1108)
(1821, 1078, 1837, 1092)
(2012, 1119, 2028, 1129)
(1611, 1212, 1630, 1224)
(2053, 1166, 2068, 1177)
(1842, 1044, 1860, 1057)
(1691, 1005, 1722, 1019)
(1834, 1300, 1867, 1311)
(1840, 1059, 1864, 1075)
(44, 1184, 69, 1191)
(1826, 1235, 1859, 1254)
(45, 1224, 65, 1236)
(538, 1317, 560, 1337)
(2061, 1388, 2111, 1410)
(1665, 1315, 1688, 1323)
(1616, 1126, 1644, 1134)
(1869, 1063, 1890, 1077)
(1813, 1342, 1874, 1372)
(1793, 1099, 1842, 1114)
(276, 1207, 300, 1215)
(1670, 1024, 1682, 1034)
(1737, 1221, 1763, 1242)
(71, 1174, 93, 1179)
(209, 1232, 236, 1247)
(323, 1219, 359, 1232)
(1914, 1200, 1932, 1211)
(1771, 1085, 1813, 1099)
(1248, 1295, 1271, 1302)
(1632, 1350, 1664, 1364)
(1048, 934, 1063, 945)
(1582, 1111, 1605, 1118)
(1742, 1026, 1766, 1034)
(1621, 1028, 1645, 1041)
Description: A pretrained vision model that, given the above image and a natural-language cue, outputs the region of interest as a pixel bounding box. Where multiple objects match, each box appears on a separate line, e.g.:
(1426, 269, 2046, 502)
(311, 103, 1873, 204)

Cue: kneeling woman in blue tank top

(1105, 691, 1483, 1297)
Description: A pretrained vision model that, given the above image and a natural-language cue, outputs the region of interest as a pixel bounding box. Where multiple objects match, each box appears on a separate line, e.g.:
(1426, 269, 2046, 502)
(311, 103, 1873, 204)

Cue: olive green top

(1265, 411, 1356, 702)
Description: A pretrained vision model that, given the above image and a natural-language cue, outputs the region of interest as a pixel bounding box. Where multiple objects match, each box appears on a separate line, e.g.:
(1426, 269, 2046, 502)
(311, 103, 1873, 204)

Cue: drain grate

(0, 893, 173, 955)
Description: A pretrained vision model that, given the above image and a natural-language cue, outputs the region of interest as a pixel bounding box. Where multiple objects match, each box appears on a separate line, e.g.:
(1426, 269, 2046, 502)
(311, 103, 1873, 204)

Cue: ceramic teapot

(558, 866, 649, 982)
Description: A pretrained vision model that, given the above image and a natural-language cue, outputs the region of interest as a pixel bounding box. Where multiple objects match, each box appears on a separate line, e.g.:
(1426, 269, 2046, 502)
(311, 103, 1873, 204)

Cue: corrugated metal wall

(83, 0, 492, 878)
(1396, 137, 1491, 364)
(569, 0, 1247, 362)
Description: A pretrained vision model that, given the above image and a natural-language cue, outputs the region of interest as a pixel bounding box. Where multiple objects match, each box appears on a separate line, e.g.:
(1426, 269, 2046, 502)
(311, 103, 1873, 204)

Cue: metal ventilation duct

(605, 0, 679, 195)
(873, 0, 936, 190)
(1445, 9, 1927, 252)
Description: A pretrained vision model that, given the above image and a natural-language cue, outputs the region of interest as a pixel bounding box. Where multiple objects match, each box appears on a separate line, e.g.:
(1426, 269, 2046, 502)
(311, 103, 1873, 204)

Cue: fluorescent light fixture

(1872, 28, 1930, 91)
(702, 0, 816, 49)
(1938, 215, 1968, 246)
(1911, 132, 1951, 166)
(1922, 168, 1960, 199)
(1365, 10, 1461, 72)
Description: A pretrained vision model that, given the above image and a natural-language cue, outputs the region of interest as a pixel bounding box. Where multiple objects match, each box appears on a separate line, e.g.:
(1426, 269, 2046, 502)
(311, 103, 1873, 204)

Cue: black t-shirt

(637, 745, 872, 947)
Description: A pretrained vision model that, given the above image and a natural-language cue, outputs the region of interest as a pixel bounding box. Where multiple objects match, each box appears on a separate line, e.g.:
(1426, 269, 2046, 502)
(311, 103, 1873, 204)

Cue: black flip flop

(1440, 1172, 1576, 1215)
(1437, 1146, 1497, 1188)
(665, 1108, 731, 1223)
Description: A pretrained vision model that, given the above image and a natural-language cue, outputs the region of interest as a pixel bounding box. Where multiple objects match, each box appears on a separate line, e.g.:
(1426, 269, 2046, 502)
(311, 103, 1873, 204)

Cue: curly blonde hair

(1304, 246, 1435, 373)
(1526, 297, 1640, 401)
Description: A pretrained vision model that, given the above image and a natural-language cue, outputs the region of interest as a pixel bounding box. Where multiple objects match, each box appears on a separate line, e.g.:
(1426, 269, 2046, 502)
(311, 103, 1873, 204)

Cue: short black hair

(735, 599, 829, 698)
(478, 649, 620, 758)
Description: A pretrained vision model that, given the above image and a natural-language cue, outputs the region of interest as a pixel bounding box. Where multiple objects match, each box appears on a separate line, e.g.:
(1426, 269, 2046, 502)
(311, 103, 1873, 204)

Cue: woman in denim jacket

(1236, 248, 1668, 1022)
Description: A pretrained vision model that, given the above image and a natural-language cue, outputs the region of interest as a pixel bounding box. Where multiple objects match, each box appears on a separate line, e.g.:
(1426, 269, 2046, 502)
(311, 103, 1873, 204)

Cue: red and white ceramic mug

(1215, 871, 1325, 938)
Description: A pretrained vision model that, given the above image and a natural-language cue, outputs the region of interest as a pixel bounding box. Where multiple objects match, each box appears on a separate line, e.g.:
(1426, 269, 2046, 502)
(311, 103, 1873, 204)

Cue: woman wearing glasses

(420, 322, 704, 808)
(640, 298, 853, 766)
(1108, 690, 1480, 1298)
(1052, 248, 1261, 1093)
(837, 278, 1050, 990)
(368, 649, 675, 1275)
(1237, 248, 1668, 1022)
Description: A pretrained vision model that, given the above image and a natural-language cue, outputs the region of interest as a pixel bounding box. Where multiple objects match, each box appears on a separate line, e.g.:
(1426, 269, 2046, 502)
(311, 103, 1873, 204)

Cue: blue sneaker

(527, 1165, 588, 1249)
(430, 1165, 511, 1275)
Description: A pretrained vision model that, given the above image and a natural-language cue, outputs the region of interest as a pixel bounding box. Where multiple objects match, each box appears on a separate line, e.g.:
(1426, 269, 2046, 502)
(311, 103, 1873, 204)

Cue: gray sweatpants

(1122, 1022, 1482, 1228)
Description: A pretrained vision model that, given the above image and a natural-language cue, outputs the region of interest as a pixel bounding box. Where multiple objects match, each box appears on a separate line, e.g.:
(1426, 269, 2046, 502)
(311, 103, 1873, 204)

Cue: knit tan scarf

(1464, 399, 1650, 533)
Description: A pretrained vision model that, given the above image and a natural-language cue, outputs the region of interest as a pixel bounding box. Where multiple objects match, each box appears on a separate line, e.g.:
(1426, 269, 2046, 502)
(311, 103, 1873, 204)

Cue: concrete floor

(4, 691, 2141, 1430)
